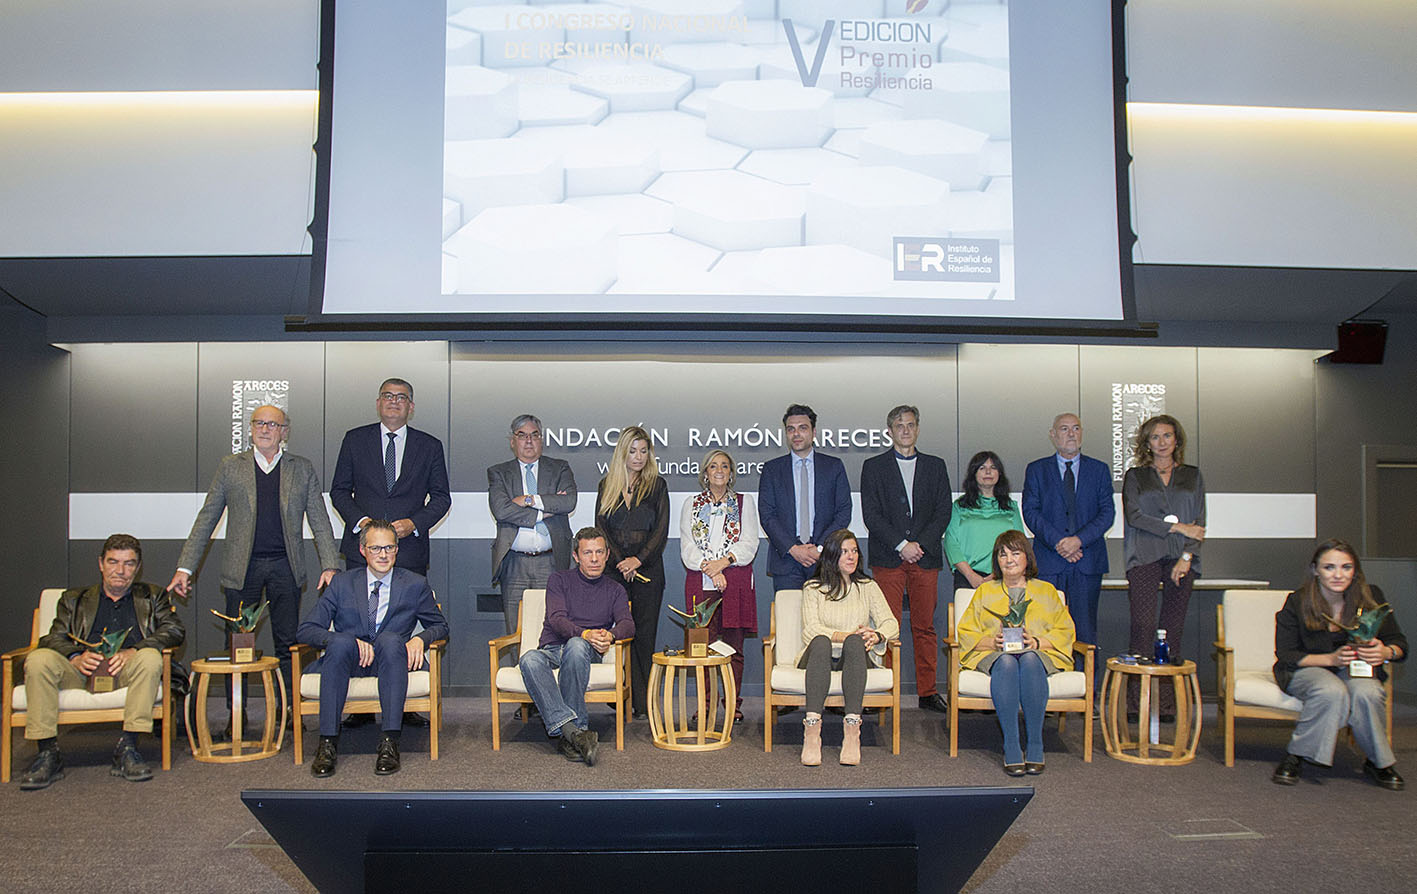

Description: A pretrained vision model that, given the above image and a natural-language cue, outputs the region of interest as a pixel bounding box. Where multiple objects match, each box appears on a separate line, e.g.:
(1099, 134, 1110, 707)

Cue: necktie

(384, 432, 397, 494)
(797, 459, 811, 544)
(525, 463, 550, 539)
(369, 581, 381, 634)
(1063, 460, 1077, 523)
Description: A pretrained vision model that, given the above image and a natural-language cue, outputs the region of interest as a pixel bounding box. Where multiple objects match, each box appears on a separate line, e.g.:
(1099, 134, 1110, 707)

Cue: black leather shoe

(342, 713, 373, 728)
(1025, 762, 1046, 775)
(375, 736, 401, 775)
(401, 712, 429, 728)
(574, 728, 600, 767)
(1003, 763, 1026, 777)
(1272, 753, 1303, 785)
(311, 739, 338, 778)
(1363, 759, 1404, 791)
(919, 694, 949, 713)
(19, 749, 64, 791)
(111, 744, 153, 782)
(556, 734, 582, 761)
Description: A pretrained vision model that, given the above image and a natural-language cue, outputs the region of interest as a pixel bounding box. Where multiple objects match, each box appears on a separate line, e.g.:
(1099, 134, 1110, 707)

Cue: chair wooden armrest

(425, 638, 448, 652)
(1072, 640, 1096, 656)
(613, 637, 633, 646)
(1, 644, 36, 663)
(488, 631, 518, 649)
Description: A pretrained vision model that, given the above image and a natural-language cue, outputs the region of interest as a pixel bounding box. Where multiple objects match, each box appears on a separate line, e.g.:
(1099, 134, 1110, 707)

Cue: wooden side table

(1101, 657, 1201, 765)
(186, 655, 287, 763)
(648, 651, 736, 751)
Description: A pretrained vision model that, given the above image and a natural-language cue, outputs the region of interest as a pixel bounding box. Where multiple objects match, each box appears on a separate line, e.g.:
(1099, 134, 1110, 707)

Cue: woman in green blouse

(944, 451, 1025, 593)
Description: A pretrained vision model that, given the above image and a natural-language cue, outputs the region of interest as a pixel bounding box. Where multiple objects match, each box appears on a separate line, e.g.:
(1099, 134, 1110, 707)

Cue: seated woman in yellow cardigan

(956, 529, 1076, 776)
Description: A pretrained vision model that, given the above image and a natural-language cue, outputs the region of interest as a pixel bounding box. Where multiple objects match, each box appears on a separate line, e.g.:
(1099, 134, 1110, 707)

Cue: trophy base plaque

(1349, 658, 1374, 678)
(88, 657, 117, 693)
(230, 633, 261, 664)
(685, 627, 711, 659)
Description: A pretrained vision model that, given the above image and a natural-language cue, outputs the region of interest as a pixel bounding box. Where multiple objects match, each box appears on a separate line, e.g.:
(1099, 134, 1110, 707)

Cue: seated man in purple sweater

(518, 526, 634, 766)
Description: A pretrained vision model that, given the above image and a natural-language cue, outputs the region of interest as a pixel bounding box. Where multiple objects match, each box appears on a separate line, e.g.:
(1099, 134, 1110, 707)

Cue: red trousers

(872, 563, 941, 698)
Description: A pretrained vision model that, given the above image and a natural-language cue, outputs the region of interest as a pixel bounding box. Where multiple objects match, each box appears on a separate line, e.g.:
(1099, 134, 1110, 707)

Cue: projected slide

(441, 1, 1013, 303)
(315, 0, 1127, 321)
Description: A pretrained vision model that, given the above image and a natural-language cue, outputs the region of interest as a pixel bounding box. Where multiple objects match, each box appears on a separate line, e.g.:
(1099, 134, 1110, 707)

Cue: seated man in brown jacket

(19, 534, 185, 791)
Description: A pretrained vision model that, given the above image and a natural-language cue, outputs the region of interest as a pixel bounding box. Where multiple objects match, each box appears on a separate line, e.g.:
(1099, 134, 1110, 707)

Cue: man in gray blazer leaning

(169, 405, 341, 726)
(488, 413, 578, 638)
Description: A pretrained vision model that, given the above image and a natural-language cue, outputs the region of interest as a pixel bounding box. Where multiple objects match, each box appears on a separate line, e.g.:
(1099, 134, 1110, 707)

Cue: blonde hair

(698, 449, 737, 493)
(598, 426, 660, 515)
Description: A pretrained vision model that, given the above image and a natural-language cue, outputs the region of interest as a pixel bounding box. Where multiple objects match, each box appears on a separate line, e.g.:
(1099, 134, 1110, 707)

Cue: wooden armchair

(488, 588, 632, 751)
(1214, 589, 1392, 767)
(289, 621, 446, 764)
(942, 587, 1094, 761)
(762, 589, 902, 754)
(3, 589, 176, 782)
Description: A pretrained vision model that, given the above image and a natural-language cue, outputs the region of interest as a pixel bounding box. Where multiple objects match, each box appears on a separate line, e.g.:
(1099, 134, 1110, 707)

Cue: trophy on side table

(212, 600, 268, 663)
(668, 596, 722, 658)
(1322, 603, 1392, 678)
(68, 627, 131, 693)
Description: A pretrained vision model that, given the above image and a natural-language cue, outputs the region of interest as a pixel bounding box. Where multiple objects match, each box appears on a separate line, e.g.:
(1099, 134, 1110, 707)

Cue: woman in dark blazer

(1121, 414, 1205, 719)
(1271, 539, 1405, 790)
(595, 425, 670, 718)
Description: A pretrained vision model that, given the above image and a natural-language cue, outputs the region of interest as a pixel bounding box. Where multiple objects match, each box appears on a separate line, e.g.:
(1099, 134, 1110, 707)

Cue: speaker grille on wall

(1327, 319, 1387, 364)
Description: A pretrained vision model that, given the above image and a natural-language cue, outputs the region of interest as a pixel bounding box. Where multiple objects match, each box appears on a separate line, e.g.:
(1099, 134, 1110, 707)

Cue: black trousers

(223, 554, 301, 708)
(626, 568, 666, 715)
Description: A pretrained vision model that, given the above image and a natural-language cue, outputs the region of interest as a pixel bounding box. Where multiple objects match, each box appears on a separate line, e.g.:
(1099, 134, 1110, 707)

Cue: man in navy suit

(1022, 413, 1115, 682)
(330, 378, 452, 578)
(758, 404, 853, 592)
(860, 405, 953, 712)
(296, 520, 449, 778)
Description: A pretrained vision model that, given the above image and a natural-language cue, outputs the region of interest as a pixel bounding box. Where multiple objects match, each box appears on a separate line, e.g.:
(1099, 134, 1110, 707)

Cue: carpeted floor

(2, 698, 1413, 893)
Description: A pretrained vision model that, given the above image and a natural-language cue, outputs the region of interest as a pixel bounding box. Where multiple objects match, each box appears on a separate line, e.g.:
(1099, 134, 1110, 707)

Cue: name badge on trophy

(1349, 659, 1374, 678)
(1001, 627, 1025, 653)
(69, 627, 131, 694)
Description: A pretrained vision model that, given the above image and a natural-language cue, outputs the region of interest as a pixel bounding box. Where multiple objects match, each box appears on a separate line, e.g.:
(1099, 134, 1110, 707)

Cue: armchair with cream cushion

(1213, 588, 1392, 767)
(488, 588, 632, 751)
(762, 589, 902, 754)
(289, 608, 446, 764)
(942, 587, 1094, 761)
(2, 589, 176, 782)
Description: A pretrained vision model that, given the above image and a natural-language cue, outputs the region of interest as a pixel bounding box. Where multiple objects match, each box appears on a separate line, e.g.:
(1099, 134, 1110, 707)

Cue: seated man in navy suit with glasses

(296, 520, 449, 779)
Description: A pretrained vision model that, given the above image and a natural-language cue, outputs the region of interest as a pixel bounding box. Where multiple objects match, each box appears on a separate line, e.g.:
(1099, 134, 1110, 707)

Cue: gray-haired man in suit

(488, 413, 578, 638)
(169, 405, 340, 727)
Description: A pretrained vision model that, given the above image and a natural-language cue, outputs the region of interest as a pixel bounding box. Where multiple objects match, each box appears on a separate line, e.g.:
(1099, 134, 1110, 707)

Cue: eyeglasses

(251, 420, 288, 430)
(513, 431, 543, 442)
(379, 392, 412, 404)
(364, 544, 397, 555)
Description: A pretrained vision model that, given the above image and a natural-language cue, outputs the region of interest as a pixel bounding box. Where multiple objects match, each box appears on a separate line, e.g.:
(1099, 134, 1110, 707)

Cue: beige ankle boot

(840, 715, 862, 765)
(801, 715, 822, 766)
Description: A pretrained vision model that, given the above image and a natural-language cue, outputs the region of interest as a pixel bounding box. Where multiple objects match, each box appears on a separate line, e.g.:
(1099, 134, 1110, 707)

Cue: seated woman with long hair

(1271, 538, 1406, 790)
(955, 529, 1076, 776)
(797, 529, 899, 767)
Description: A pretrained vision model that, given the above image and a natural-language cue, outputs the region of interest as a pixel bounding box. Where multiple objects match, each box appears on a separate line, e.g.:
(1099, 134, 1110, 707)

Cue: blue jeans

(989, 651, 1050, 765)
(519, 637, 595, 736)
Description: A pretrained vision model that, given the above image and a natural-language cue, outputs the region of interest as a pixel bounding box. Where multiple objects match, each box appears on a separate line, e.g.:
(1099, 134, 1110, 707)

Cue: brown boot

(801, 714, 822, 766)
(840, 715, 862, 765)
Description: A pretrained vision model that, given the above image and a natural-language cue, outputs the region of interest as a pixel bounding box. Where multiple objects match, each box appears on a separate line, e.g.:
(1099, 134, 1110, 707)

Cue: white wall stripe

(70, 491, 1316, 542)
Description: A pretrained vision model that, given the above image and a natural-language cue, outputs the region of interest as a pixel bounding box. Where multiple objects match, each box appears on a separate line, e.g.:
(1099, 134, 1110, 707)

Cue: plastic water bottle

(1154, 628, 1170, 665)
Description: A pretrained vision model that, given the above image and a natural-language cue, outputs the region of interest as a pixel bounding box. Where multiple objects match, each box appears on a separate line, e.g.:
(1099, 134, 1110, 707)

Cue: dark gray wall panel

(69, 343, 197, 492)
(1197, 348, 1317, 492)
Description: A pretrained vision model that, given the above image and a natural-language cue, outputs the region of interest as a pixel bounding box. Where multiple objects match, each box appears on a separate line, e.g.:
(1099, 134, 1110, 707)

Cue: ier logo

(893, 236, 1001, 283)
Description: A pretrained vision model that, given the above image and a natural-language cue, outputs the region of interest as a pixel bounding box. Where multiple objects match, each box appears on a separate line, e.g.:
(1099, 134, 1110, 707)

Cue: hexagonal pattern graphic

(806, 165, 951, 257)
(445, 204, 617, 293)
(572, 62, 694, 112)
(900, 62, 1010, 138)
(658, 42, 764, 88)
(625, 0, 749, 45)
(444, 66, 519, 140)
(447, 27, 485, 67)
(443, 138, 564, 216)
(516, 124, 661, 195)
(448, 6, 564, 68)
(706, 80, 833, 149)
(648, 169, 805, 251)
(858, 119, 989, 189)
(737, 147, 856, 187)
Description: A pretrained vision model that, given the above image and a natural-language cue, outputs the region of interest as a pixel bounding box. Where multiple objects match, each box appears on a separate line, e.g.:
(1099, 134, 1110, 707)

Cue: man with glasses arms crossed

(489, 414, 578, 639)
(170, 405, 341, 735)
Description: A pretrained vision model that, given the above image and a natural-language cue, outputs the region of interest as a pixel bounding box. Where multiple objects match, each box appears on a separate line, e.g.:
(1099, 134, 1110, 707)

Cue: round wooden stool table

(186, 655, 287, 762)
(1101, 657, 1201, 765)
(647, 651, 736, 751)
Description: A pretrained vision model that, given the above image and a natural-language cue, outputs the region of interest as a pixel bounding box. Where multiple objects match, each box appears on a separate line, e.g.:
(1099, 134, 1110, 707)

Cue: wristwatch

(1180, 551, 1193, 562)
